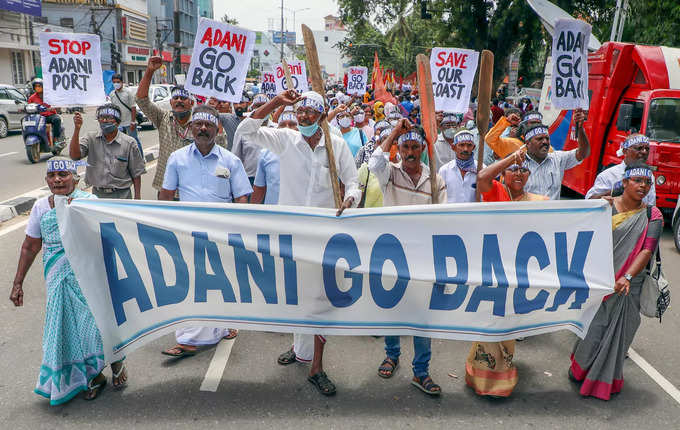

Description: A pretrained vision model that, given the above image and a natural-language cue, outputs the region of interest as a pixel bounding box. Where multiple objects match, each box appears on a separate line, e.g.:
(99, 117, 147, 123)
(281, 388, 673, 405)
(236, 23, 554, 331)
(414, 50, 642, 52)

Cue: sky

(213, 0, 340, 43)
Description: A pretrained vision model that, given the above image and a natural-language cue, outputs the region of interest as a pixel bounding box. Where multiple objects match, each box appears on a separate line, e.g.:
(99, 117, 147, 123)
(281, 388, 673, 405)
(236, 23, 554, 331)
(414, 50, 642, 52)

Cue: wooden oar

(416, 53, 439, 204)
(301, 24, 342, 209)
(475, 50, 494, 202)
(281, 58, 294, 91)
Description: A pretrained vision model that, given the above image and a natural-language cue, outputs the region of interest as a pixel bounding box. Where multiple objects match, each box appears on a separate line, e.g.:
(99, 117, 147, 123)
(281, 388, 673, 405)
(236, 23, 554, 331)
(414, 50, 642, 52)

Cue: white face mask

(338, 116, 352, 129)
(113, 82, 122, 90)
(353, 113, 365, 124)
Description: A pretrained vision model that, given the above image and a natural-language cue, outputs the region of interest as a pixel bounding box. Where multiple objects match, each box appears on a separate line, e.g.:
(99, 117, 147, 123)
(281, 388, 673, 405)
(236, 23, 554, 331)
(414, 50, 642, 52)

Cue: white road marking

(629, 348, 680, 405)
(199, 339, 235, 392)
(0, 151, 17, 158)
(0, 218, 28, 237)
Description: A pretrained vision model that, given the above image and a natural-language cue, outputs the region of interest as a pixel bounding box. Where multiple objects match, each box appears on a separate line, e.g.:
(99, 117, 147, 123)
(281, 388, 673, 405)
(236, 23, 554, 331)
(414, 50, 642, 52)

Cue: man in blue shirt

(159, 105, 252, 357)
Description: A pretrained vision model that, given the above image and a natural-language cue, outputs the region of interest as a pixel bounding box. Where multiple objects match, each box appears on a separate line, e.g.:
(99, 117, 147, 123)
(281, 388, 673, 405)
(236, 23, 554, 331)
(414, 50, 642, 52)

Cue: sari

(569, 205, 663, 400)
(33, 190, 106, 405)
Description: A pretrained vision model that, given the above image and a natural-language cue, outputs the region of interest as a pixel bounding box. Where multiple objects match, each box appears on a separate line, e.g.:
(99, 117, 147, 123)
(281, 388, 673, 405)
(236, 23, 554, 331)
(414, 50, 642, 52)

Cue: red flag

(343, 72, 348, 89)
(371, 51, 380, 88)
(374, 65, 397, 105)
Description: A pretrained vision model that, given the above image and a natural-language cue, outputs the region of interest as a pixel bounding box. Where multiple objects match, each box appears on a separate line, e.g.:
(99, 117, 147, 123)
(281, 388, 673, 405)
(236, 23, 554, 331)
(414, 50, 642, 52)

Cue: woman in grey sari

(569, 162, 663, 400)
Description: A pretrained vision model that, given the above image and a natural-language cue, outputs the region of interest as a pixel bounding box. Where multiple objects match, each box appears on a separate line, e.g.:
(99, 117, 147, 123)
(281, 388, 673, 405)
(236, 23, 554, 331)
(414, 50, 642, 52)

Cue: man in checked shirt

(136, 56, 228, 197)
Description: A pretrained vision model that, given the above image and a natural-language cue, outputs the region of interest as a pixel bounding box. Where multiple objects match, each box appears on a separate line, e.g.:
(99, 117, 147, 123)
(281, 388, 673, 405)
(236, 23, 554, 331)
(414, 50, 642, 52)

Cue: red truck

(539, 42, 680, 216)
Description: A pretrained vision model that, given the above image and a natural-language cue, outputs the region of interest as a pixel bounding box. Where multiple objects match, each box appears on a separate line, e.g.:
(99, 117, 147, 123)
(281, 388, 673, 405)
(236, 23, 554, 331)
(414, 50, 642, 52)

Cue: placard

(346, 66, 367, 95)
(551, 19, 591, 110)
(185, 18, 255, 102)
(430, 47, 479, 113)
(260, 71, 277, 99)
(39, 32, 106, 106)
(273, 60, 309, 93)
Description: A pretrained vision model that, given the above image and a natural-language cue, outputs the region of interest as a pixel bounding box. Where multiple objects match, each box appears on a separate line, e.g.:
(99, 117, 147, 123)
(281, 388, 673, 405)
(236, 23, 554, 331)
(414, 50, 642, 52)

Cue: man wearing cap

(585, 133, 656, 205)
(522, 109, 590, 200)
(232, 93, 272, 184)
(69, 104, 146, 199)
(369, 118, 445, 395)
(433, 112, 460, 169)
(438, 130, 483, 203)
(236, 88, 360, 397)
(485, 109, 544, 158)
(136, 56, 228, 196)
(159, 105, 252, 357)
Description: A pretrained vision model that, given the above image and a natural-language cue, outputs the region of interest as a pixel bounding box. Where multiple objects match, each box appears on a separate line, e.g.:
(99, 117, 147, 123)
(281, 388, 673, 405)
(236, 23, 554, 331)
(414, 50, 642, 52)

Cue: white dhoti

(176, 327, 230, 346)
(293, 334, 326, 363)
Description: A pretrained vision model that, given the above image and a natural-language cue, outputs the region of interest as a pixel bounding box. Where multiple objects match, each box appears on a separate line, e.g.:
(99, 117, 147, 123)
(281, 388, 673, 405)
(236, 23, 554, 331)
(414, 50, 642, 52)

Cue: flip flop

(111, 362, 127, 389)
(84, 375, 107, 401)
(162, 345, 198, 357)
(223, 329, 238, 340)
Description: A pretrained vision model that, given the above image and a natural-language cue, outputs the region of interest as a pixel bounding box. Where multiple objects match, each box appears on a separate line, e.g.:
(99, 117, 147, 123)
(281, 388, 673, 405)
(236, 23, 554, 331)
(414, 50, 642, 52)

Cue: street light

(280, 6, 310, 44)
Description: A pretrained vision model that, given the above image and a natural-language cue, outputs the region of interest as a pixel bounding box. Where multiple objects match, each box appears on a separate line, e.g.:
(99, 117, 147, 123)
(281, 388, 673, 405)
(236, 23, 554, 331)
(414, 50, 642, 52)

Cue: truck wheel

(0, 118, 8, 138)
(674, 219, 680, 252)
(26, 144, 40, 163)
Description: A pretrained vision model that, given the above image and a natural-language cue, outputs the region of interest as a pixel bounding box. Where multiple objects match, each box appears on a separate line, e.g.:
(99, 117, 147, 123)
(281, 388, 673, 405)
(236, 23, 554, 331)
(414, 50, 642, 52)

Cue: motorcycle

(22, 103, 65, 163)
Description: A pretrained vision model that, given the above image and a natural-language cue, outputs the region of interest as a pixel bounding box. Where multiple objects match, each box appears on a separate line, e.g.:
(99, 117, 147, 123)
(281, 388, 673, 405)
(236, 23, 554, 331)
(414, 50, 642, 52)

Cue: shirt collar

(190, 141, 219, 158)
(96, 129, 119, 144)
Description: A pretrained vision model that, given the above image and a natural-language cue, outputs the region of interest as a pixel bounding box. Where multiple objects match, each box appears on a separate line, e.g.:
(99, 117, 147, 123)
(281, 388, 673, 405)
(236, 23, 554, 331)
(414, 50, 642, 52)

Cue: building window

(11, 52, 25, 85)
(31, 51, 40, 75)
(127, 71, 135, 84)
(60, 17, 74, 28)
(34, 16, 47, 24)
(324, 36, 329, 42)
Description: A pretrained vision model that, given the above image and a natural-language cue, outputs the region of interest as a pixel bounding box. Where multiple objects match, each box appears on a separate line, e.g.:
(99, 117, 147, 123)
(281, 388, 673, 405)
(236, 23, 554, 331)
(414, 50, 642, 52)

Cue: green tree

(220, 14, 239, 25)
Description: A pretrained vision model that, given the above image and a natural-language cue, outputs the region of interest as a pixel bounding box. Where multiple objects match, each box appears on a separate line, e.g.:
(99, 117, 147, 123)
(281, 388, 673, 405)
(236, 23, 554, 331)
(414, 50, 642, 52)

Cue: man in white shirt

(236, 89, 360, 396)
(439, 130, 483, 203)
(433, 113, 459, 169)
(585, 133, 656, 205)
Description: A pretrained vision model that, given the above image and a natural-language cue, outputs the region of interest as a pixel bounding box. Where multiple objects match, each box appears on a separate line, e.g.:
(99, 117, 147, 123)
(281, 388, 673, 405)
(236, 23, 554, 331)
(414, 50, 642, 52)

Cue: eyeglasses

(172, 95, 189, 101)
(629, 145, 650, 152)
(630, 177, 653, 186)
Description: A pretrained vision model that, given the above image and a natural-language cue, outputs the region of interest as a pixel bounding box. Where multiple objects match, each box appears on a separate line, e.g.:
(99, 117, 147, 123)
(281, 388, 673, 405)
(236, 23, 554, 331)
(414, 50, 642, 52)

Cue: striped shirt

(136, 96, 227, 189)
(369, 149, 447, 206)
(524, 149, 581, 200)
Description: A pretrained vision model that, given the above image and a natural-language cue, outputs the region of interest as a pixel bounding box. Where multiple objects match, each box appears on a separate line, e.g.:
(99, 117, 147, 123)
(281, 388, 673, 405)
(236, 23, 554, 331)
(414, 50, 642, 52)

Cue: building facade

(197, 0, 213, 19)
(313, 17, 348, 82)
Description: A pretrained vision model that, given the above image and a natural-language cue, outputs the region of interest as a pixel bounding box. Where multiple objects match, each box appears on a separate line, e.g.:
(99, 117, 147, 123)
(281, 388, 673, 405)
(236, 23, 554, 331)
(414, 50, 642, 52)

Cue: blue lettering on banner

(279, 235, 299, 305)
(429, 235, 468, 310)
(138, 224, 190, 307)
(193, 232, 236, 303)
(513, 232, 551, 314)
(228, 234, 277, 303)
(466, 234, 509, 316)
(100, 223, 152, 326)
(546, 231, 593, 311)
(322, 233, 363, 307)
(369, 234, 410, 309)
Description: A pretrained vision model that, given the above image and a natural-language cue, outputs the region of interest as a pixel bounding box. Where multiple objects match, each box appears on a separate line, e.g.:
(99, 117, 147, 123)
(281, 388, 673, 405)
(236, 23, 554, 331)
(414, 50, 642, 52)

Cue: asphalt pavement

(0, 118, 679, 429)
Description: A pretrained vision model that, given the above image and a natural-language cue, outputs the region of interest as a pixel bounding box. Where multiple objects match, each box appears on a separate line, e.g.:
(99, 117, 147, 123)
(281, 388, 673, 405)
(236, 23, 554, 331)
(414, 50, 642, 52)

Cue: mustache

(405, 156, 417, 161)
(197, 131, 210, 137)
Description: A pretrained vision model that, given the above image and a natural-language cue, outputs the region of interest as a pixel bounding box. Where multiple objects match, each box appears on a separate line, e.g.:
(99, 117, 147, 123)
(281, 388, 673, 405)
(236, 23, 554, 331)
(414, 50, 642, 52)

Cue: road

(0, 117, 679, 429)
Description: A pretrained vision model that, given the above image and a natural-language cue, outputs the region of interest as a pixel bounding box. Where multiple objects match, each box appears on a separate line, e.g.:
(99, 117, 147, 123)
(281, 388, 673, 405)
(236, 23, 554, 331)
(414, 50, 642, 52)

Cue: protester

(369, 119, 445, 396)
(210, 96, 242, 151)
(519, 109, 590, 199)
(109, 73, 142, 157)
(354, 119, 390, 168)
(335, 107, 368, 157)
(491, 99, 504, 125)
(27, 78, 64, 145)
(10, 157, 127, 404)
(586, 134, 656, 205)
(433, 113, 460, 169)
(159, 105, 252, 356)
(373, 101, 385, 121)
(136, 56, 227, 195)
(353, 104, 374, 139)
(69, 104, 146, 199)
(438, 130, 483, 203)
(251, 112, 294, 205)
(232, 92, 268, 183)
(569, 161, 662, 401)
(237, 89, 360, 396)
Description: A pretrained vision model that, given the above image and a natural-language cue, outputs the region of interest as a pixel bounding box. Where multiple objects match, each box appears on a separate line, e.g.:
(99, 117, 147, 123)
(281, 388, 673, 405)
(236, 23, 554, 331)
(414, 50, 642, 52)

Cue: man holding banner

(236, 88, 361, 396)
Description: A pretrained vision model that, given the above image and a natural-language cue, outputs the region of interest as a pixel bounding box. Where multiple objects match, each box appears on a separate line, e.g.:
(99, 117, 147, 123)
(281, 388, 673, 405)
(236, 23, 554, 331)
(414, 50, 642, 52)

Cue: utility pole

(280, 0, 284, 62)
(173, 0, 182, 76)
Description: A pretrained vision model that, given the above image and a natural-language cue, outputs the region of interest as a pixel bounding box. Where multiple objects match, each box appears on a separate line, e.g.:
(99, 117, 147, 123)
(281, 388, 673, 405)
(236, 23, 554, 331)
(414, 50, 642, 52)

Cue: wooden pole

(281, 58, 294, 90)
(301, 24, 342, 209)
(416, 54, 439, 204)
(475, 50, 494, 202)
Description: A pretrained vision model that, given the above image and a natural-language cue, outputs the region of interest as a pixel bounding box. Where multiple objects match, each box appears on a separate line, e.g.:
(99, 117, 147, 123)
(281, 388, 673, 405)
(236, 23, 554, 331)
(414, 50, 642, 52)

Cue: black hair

(112, 73, 123, 81)
(96, 103, 122, 124)
(504, 107, 521, 117)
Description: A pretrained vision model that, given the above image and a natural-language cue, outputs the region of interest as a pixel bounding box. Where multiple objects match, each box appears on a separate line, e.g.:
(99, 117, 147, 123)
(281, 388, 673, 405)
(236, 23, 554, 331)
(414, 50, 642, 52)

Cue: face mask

(100, 122, 117, 134)
(298, 122, 320, 137)
(173, 110, 191, 121)
(443, 128, 456, 140)
(113, 83, 122, 90)
(235, 107, 246, 118)
(353, 113, 365, 123)
(338, 116, 352, 129)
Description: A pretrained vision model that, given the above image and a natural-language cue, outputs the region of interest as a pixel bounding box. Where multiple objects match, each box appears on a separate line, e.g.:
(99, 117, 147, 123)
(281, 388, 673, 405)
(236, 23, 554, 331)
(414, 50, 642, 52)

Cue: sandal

(162, 345, 198, 357)
(223, 329, 238, 340)
(411, 375, 441, 396)
(84, 373, 106, 401)
(111, 361, 127, 389)
(277, 348, 297, 365)
(308, 371, 337, 396)
(378, 357, 399, 378)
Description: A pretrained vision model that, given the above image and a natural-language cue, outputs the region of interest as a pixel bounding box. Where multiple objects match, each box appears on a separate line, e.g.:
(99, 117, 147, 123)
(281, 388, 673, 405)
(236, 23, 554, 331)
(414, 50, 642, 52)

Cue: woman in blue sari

(10, 157, 128, 405)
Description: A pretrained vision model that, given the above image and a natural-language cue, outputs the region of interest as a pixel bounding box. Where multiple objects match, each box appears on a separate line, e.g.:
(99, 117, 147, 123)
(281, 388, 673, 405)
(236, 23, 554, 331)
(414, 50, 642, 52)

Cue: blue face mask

(298, 122, 319, 137)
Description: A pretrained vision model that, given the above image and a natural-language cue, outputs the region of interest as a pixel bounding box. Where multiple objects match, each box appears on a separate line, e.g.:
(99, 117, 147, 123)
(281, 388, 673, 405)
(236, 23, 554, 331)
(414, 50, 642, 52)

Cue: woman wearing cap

(464, 149, 548, 398)
(10, 157, 128, 404)
(569, 161, 662, 400)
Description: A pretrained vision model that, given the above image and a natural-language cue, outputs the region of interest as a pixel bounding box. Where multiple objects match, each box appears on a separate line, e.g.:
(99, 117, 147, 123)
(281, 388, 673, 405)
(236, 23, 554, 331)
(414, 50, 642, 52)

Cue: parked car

(673, 194, 680, 252)
(0, 84, 28, 138)
(129, 85, 171, 129)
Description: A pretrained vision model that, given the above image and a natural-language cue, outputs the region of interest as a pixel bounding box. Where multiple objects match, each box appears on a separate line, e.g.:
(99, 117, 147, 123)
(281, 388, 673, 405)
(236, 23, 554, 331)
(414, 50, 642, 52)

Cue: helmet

(31, 78, 43, 89)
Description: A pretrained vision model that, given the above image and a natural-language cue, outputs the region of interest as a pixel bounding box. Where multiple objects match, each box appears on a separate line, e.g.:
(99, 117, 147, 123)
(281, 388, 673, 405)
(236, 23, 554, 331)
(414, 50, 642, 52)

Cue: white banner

(430, 47, 479, 113)
(551, 19, 591, 110)
(347, 66, 368, 95)
(58, 200, 613, 363)
(260, 71, 277, 99)
(185, 18, 255, 102)
(39, 32, 106, 106)
(273, 60, 308, 94)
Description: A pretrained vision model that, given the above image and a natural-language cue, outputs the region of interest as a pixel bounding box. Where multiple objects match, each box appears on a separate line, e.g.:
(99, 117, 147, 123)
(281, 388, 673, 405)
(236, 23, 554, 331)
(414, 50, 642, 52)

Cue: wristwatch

(624, 273, 633, 282)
